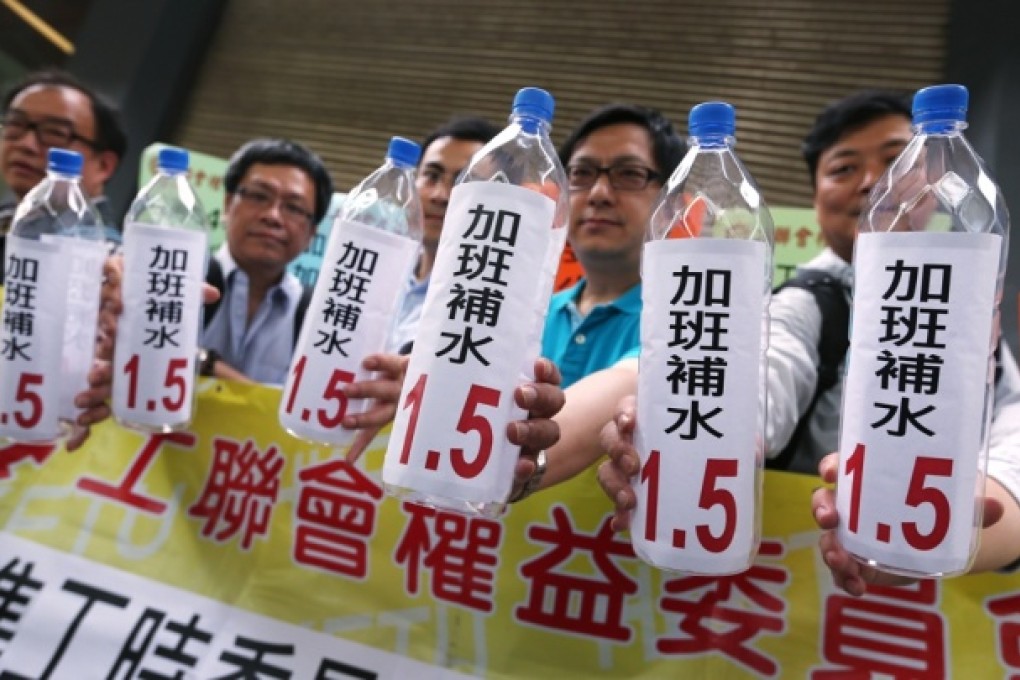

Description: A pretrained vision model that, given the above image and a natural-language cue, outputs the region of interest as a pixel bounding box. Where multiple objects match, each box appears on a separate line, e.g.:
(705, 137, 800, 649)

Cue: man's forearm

(542, 361, 638, 490)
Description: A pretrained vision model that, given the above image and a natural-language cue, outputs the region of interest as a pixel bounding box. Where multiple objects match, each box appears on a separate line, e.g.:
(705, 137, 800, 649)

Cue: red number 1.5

(397, 377, 500, 480)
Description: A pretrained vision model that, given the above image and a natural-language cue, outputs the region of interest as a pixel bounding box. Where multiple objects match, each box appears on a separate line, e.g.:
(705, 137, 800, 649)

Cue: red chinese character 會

(77, 433, 196, 514)
(986, 589, 1020, 678)
(394, 502, 501, 612)
(516, 505, 637, 642)
(657, 540, 789, 676)
(774, 227, 791, 246)
(293, 459, 383, 579)
(814, 579, 944, 678)
(187, 437, 283, 549)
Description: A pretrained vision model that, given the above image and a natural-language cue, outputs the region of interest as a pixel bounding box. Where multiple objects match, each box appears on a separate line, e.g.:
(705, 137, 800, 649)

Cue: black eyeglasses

(1, 112, 97, 149)
(235, 185, 316, 228)
(566, 163, 661, 191)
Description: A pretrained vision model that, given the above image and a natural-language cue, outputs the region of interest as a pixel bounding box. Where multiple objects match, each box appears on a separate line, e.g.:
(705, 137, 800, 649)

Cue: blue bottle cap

(48, 148, 83, 175)
(387, 136, 422, 167)
(158, 146, 190, 172)
(912, 84, 968, 125)
(689, 101, 736, 138)
(512, 87, 555, 123)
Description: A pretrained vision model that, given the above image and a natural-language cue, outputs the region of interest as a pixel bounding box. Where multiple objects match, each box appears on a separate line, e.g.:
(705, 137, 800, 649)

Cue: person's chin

(242, 244, 288, 263)
(423, 226, 443, 245)
(573, 243, 633, 263)
(4, 170, 42, 196)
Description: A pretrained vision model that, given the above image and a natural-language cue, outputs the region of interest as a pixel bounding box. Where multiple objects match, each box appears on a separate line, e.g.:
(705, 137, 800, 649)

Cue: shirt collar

(804, 247, 854, 289)
(407, 271, 430, 294)
(215, 243, 304, 300)
(554, 278, 643, 315)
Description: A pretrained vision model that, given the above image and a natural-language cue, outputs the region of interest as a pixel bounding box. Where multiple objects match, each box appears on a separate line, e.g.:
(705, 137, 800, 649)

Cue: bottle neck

(512, 113, 549, 135)
(158, 167, 188, 176)
(915, 118, 967, 135)
(690, 134, 733, 150)
(388, 158, 415, 170)
(47, 170, 82, 184)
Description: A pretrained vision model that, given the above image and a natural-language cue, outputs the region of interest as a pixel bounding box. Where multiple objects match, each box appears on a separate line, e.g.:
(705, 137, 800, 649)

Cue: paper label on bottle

(837, 231, 1001, 575)
(43, 235, 107, 423)
(112, 224, 207, 428)
(632, 238, 768, 574)
(0, 237, 72, 441)
(383, 182, 561, 506)
(279, 220, 419, 445)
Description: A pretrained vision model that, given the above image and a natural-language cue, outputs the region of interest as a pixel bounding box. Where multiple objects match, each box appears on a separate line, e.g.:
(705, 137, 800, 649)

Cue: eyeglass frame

(0, 110, 98, 150)
(565, 162, 662, 192)
(233, 184, 317, 228)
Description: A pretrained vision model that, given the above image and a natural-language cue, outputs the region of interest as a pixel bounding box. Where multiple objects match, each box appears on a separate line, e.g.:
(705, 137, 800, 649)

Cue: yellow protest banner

(0, 379, 1018, 677)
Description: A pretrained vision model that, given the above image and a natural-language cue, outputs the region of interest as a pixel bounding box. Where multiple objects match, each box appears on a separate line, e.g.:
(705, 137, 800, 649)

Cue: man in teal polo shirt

(542, 104, 685, 387)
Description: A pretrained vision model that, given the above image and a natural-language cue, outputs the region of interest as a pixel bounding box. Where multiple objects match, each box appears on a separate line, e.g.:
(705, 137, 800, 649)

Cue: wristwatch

(510, 450, 547, 503)
(198, 348, 220, 377)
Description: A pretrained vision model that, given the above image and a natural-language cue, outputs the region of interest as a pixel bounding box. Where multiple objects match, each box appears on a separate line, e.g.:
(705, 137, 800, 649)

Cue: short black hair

(558, 103, 687, 181)
(802, 90, 912, 187)
(2, 68, 128, 160)
(420, 116, 500, 160)
(223, 138, 335, 225)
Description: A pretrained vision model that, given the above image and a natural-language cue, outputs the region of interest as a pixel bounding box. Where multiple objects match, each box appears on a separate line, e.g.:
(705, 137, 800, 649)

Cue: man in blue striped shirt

(200, 139, 333, 384)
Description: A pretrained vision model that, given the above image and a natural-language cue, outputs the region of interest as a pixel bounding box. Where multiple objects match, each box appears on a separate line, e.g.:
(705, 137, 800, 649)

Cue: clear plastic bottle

(112, 146, 209, 432)
(632, 102, 773, 574)
(280, 136, 422, 447)
(836, 84, 1009, 578)
(0, 148, 106, 443)
(382, 87, 569, 517)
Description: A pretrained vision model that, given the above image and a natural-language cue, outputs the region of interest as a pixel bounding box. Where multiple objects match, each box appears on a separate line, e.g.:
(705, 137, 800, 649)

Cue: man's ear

(95, 149, 119, 185)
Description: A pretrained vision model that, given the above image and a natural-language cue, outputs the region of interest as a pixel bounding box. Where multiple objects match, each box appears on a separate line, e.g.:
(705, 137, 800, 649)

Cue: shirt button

(575, 334, 586, 345)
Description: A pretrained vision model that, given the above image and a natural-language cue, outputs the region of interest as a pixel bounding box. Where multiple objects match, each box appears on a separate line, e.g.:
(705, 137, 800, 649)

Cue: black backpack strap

(293, 285, 313, 348)
(767, 269, 850, 472)
(203, 256, 225, 329)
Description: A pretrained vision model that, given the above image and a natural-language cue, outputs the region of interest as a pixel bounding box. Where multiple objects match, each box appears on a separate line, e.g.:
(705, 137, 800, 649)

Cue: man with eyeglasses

(339, 105, 686, 498)
(199, 138, 334, 384)
(0, 70, 128, 450)
(0, 69, 126, 240)
(542, 104, 685, 388)
(390, 116, 500, 353)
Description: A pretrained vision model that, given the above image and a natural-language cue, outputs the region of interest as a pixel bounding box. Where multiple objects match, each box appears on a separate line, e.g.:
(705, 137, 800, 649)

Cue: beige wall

(175, 0, 948, 207)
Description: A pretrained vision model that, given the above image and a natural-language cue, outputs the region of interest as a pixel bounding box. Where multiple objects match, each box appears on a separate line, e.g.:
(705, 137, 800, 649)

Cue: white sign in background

(112, 224, 208, 430)
(280, 220, 419, 446)
(48, 236, 106, 425)
(0, 533, 474, 679)
(837, 231, 1001, 576)
(632, 238, 768, 575)
(383, 182, 563, 511)
(0, 237, 72, 442)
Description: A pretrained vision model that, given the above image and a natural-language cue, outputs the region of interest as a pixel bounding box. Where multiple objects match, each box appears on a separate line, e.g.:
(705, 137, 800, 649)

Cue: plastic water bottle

(280, 136, 423, 446)
(0, 148, 106, 443)
(632, 102, 773, 574)
(836, 84, 1010, 578)
(382, 87, 569, 517)
(112, 146, 209, 432)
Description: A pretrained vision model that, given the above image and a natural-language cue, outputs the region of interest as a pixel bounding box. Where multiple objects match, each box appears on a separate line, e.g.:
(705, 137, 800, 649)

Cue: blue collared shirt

(541, 279, 642, 388)
(202, 246, 304, 385)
